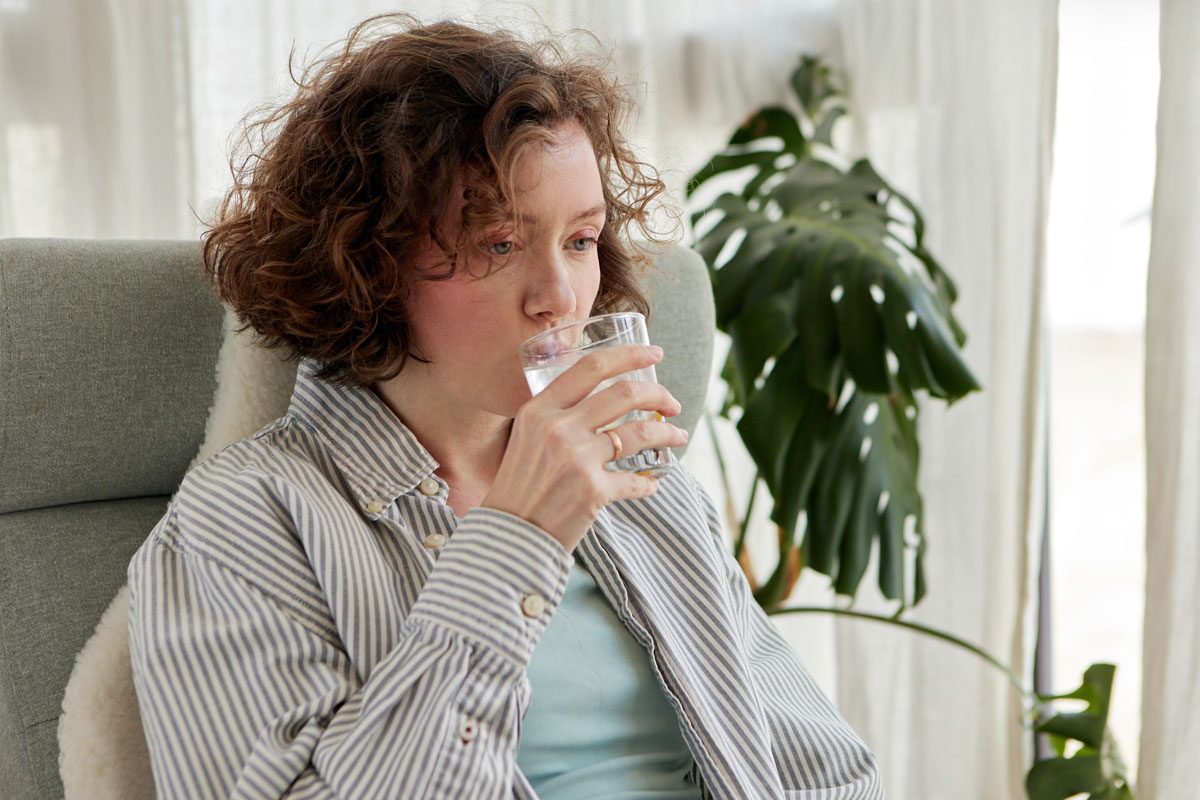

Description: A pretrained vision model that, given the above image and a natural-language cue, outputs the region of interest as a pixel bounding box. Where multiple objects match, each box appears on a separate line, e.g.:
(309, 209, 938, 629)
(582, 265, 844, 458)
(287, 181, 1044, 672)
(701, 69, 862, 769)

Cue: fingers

(612, 470, 664, 501)
(534, 344, 665, 409)
(574, 378, 681, 430)
(598, 417, 689, 462)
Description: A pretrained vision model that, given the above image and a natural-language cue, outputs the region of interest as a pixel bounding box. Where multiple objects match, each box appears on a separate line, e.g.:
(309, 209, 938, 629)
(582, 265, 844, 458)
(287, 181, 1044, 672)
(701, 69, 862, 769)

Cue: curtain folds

(834, 1, 1058, 797)
(1, 0, 1078, 794)
(1139, 1, 1200, 796)
(0, 0, 841, 238)
(0, 0, 192, 237)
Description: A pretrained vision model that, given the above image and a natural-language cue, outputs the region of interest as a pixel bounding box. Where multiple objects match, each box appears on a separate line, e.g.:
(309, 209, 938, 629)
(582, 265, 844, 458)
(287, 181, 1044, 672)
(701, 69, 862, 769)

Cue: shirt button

(423, 533, 446, 549)
(364, 499, 385, 514)
(418, 478, 440, 496)
(520, 593, 546, 618)
(458, 718, 479, 743)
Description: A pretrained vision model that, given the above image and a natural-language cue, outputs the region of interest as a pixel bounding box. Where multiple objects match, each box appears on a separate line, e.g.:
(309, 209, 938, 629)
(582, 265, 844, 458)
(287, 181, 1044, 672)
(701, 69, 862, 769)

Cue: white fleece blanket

(57, 307, 299, 799)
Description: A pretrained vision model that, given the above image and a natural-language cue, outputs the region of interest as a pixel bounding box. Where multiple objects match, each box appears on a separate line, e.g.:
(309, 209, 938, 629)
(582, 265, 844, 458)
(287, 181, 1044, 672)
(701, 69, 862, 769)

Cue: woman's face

(404, 120, 606, 419)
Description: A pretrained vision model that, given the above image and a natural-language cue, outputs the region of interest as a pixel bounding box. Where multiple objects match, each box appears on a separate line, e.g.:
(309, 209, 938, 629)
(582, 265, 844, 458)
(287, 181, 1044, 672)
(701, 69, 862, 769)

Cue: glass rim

(517, 311, 646, 358)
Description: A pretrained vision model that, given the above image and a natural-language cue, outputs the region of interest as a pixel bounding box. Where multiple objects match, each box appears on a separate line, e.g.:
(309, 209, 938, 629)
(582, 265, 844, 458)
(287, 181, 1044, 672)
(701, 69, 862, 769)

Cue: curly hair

(201, 13, 674, 389)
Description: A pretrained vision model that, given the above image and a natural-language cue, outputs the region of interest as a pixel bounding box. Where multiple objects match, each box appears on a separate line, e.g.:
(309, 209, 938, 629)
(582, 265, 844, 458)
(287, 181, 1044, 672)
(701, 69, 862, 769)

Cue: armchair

(0, 237, 714, 799)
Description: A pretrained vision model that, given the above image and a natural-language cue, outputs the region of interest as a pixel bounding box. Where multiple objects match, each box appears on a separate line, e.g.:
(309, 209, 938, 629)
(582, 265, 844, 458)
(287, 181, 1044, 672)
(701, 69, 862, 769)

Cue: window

(1046, 0, 1156, 773)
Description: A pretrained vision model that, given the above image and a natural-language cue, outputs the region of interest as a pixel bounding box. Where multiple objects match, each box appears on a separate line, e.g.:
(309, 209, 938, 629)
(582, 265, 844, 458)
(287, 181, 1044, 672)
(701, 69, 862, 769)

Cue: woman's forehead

(442, 137, 605, 233)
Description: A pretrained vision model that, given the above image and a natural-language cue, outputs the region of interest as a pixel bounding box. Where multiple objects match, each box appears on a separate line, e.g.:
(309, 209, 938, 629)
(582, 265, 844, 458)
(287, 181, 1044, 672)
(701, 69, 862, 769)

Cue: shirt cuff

(406, 506, 575, 668)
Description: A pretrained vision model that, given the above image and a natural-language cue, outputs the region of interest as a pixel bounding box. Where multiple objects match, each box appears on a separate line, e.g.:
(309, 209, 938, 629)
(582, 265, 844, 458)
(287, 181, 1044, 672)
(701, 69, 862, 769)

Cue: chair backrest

(0, 237, 714, 800)
(0, 239, 225, 800)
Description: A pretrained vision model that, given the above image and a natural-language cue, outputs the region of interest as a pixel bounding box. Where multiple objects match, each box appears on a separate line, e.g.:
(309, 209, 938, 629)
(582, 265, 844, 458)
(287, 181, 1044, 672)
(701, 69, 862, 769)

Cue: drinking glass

(517, 312, 672, 476)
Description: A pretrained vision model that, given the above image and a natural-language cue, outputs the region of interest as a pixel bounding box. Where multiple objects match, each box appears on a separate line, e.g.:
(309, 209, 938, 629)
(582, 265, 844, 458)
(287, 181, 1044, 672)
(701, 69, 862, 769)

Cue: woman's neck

(369, 377, 512, 502)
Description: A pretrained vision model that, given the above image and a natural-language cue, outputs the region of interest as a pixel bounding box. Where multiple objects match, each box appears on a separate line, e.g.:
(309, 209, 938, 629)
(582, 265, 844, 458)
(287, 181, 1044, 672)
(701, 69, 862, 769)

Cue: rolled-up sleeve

(128, 503, 572, 800)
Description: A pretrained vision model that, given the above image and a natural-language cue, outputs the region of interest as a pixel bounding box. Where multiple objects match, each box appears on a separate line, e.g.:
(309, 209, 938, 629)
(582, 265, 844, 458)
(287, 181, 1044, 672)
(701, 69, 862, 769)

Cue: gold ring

(602, 429, 624, 461)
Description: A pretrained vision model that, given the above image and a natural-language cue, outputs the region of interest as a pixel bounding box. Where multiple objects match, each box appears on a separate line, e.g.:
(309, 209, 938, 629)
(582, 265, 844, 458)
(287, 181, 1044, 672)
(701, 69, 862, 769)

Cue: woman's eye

(569, 237, 598, 253)
(488, 241, 515, 256)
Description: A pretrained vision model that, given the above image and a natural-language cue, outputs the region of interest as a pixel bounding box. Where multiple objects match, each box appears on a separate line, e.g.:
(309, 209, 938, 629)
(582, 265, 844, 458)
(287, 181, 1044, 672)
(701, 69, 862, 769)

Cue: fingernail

(649, 345, 663, 358)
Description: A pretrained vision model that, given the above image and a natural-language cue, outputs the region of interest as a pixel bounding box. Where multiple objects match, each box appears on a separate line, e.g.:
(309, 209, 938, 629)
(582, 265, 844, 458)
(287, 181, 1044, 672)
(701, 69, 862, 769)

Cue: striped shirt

(127, 356, 883, 799)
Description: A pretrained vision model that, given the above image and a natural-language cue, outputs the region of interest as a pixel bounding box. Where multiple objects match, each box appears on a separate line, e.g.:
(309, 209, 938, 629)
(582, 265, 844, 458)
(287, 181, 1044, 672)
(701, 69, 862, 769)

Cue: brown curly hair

(201, 13, 673, 389)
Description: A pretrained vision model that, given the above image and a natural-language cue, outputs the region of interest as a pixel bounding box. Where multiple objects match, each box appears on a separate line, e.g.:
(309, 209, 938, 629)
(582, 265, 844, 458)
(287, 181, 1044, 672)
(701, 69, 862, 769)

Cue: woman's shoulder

(128, 414, 352, 624)
(181, 413, 327, 494)
(146, 414, 345, 558)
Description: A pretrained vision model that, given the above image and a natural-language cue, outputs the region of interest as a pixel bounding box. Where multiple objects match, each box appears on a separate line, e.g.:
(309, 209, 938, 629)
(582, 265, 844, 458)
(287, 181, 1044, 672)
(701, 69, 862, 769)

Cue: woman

(127, 14, 883, 799)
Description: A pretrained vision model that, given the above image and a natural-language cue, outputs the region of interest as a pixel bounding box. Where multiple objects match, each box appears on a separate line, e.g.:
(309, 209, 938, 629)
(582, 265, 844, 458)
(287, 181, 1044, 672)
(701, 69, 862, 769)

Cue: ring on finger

(601, 429, 624, 460)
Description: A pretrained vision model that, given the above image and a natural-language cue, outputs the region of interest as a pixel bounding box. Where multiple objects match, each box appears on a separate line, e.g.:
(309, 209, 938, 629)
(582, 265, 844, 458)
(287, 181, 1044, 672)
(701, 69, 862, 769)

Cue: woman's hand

(481, 344, 689, 552)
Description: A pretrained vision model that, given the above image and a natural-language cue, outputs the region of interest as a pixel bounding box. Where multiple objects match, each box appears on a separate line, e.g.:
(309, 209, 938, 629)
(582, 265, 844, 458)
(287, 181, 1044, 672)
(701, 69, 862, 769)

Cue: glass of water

(517, 312, 672, 476)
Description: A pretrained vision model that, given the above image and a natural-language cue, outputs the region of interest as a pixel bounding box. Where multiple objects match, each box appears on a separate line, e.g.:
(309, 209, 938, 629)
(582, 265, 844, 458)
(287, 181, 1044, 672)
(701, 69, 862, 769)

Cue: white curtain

(0, 0, 841, 238)
(3, 0, 1067, 794)
(1139, 0, 1200, 795)
(826, 1, 1058, 797)
(0, 0, 191, 237)
(183, 0, 841, 236)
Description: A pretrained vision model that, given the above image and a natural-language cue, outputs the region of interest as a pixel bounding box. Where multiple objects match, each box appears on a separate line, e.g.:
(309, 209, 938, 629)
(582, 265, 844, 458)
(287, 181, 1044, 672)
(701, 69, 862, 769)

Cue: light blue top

(516, 559, 700, 799)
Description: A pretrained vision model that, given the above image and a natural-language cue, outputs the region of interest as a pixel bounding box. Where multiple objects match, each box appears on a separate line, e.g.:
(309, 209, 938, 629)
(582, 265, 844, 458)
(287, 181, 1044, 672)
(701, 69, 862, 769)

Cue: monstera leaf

(1027, 664, 1134, 800)
(689, 55, 980, 607)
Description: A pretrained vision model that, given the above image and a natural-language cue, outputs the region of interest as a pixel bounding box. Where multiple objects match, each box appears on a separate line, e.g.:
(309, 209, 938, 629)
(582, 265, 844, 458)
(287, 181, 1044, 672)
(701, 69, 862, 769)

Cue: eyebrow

(515, 203, 607, 227)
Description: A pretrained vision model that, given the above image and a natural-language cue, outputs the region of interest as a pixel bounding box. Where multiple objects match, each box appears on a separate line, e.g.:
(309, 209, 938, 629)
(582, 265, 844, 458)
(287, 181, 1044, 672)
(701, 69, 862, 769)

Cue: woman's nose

(525, 254, 576, 324)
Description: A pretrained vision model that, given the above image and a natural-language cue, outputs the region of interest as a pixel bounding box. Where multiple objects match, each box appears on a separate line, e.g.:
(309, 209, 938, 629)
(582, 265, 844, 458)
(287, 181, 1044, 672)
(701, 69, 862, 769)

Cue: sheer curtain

(1139, 0, 1200, 795)
(0, 0, 838, 239)
(183, 0, 841, 236)
(0, 0, 191, 237)
(832, 1, 1058, 797)
(3, 0, 1066, 794)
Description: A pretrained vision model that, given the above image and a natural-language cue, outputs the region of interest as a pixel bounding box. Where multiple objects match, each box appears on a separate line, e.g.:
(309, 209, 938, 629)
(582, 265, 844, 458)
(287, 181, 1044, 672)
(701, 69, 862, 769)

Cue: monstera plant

(688, 55, 980, 610)
(687, 55, 1134, 800)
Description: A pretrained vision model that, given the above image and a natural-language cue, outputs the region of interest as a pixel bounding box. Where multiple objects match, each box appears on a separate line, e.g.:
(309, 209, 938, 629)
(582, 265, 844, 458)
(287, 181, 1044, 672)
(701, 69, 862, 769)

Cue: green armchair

(0, 237, 714, 799)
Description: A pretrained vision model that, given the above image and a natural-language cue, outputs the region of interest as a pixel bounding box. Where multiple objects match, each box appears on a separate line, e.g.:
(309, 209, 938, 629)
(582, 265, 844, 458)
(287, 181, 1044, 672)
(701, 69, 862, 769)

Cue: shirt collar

(286, 357, 443, 516)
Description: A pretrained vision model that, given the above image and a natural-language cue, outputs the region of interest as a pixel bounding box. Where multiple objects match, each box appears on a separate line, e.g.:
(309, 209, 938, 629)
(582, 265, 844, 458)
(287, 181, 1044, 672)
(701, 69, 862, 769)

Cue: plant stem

(736, 471, 760, 560)
(703, 407, 736, 511)
(703, 407, 729, 480)
(766, 605, 1030, 698)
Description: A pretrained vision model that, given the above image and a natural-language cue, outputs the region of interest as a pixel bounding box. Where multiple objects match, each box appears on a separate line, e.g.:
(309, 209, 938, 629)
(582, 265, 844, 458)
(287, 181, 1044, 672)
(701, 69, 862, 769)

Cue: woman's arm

(128, 501, 571, 800)
(682, 470, 886, 799)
